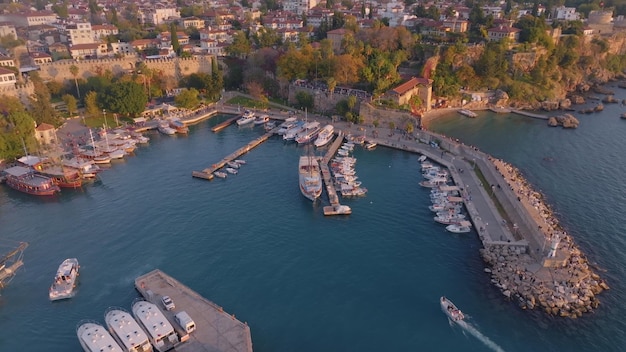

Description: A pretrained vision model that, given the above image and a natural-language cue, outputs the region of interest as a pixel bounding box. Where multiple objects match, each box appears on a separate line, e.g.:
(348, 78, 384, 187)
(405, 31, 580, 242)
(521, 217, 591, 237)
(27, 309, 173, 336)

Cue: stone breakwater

(480, 159, 609, 318)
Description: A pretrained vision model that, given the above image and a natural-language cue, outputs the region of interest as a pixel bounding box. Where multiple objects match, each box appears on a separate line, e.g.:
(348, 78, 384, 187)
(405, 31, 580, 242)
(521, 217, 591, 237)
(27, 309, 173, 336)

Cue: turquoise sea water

(0, 95, 625, 351)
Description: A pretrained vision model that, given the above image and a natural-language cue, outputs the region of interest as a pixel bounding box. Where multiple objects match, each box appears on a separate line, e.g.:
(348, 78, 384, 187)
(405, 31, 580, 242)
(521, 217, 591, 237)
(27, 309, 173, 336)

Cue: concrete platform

(135, 269, 252, 352)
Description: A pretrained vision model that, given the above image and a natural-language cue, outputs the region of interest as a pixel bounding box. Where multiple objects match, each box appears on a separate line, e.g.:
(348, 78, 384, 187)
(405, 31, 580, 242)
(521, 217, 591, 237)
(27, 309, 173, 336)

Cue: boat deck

(135, 269, 252, 352)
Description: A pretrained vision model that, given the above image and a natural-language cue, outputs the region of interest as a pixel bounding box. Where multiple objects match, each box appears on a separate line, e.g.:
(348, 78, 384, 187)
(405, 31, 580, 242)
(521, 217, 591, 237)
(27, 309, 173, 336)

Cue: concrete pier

(135, 269, 252, 352)
(319, 132, 344, 207)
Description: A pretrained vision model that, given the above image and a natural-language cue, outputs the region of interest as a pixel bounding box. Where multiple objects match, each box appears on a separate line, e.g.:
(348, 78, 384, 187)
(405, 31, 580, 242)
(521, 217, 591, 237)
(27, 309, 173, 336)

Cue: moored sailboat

(298, 155, 322, 201)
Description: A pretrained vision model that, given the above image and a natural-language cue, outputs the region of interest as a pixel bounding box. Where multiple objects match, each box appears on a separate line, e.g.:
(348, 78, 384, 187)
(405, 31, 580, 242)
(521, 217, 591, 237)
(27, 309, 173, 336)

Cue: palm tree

(69, 64, 80, 99)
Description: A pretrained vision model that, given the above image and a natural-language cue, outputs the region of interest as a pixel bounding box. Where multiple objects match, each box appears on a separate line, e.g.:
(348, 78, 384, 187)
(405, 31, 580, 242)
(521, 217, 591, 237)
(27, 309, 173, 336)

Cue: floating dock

(135, 269, 253, 352)
(319, 131, 351, 215)
(193, 129, 276, 180)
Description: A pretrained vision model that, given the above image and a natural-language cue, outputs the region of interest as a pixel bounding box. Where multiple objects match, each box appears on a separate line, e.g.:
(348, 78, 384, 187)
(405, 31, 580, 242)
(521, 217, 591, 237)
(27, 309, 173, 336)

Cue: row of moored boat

(331, 142, 368, 197)
(1, 129, 151, 196)
(213, 159, 246, 179)
(419, 156, 473, 234)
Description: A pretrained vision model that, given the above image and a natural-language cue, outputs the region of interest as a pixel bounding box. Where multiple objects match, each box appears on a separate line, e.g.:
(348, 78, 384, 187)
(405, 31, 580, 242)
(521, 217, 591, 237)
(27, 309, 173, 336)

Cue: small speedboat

(234, 159, 246, 165)
(364, 142, 377, 150)
(226, 161, 240, 169)
(213, 171, 227, 179)
(225, 167, 238, 175)
(440, 296, 465, 321)
(446, 221, 472, 233)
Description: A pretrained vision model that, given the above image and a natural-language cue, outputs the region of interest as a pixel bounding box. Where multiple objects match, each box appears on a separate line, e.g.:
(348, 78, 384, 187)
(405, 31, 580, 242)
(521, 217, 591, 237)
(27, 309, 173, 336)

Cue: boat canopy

(438, 185, 459, 192)
(447, 196, 464, 203)
(458, 220, 472, 227)
(4, 166, 32, 177)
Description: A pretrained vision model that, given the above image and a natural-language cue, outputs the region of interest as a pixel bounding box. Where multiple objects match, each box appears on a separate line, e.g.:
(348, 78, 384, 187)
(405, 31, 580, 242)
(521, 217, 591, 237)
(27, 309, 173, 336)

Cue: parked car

(161, 295, 175, 310)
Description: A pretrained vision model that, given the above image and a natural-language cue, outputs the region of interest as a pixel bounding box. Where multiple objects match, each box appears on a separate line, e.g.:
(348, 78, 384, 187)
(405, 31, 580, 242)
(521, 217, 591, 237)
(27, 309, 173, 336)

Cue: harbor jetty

(192, 129, 276, 180)
(510, 109, 549, 120)
(357, 124, 607, 318)
(135, 269, 253, 352)
(319, 131, 351, 215)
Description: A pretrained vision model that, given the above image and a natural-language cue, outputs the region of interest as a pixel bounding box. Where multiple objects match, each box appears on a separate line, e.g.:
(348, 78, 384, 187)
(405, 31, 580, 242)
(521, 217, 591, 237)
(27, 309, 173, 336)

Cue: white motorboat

(131, 300, 179, 352)
(234, 159, 246, 165)
(418, 155, 427, 162)
(423, 169, 448, 180)
(434, 215, 464, 225)
(105, 307, 153, 352)
(364, 142, 377, 150)
(436, 211, 465, 219)
(458, 109, 478, 118)
(295, 121, 322, 144)
(225, 167, 238, 175)
(299, 155, 322, 201)
(441, 296, 465, 321)
(337, 149, 350, 156)
(213, 171, 227, 179)
(49, 258, 79, 301)
(429, 203, 462, 213)
(236, 110, 256, 126)
(254, 114, 270, 125)
(446, 221, 473, 233)
(77, 320, 123, 352)
(420, 177, 448, 188)
(226, 161, 240, 169)
(314, 124, 334, 147)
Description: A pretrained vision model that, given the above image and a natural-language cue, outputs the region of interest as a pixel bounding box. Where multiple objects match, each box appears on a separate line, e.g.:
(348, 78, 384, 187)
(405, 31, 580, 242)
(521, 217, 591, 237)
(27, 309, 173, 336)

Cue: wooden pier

(193, 129, 276, 180)
(212, 115, 241, 132)
(135, 269, 253, 352)
(319, 132, 352, 215)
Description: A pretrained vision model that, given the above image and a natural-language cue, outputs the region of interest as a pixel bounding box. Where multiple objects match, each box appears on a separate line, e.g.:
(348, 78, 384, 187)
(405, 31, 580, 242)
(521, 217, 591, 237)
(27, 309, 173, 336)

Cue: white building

(66, 22, 94, 45)
(138, 6, 180, 26)
(283, 0, 321, 16)
(0, 22, 16, 39)
(553, 6, 580, 21)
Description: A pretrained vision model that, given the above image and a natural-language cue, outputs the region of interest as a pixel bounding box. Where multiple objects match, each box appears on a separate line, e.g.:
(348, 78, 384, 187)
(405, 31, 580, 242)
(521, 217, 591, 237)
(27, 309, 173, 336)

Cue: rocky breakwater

(482, 159, 609, 318)
(480, 244, 609, 318)
(548, 114, 579, 128)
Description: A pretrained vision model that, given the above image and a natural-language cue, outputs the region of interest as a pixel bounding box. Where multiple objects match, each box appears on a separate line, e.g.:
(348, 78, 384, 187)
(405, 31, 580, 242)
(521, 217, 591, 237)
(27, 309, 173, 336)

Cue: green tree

(100, 81, 148, 117)
(28, 73, 61, 126)
(170, 23, 180, 55)
(62, 94, 78, 116)
(295, 91, 314, 110)
(69, 64, 81, 99)
(84, 91, 100, 118)
(226, 31, 252, 58)
(174, 88, 200, 109)
(0, 111, 37, 159)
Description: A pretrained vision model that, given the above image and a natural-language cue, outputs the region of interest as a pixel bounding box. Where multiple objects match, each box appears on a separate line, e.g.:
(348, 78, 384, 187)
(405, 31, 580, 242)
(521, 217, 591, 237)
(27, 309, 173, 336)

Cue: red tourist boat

(3, 166, 60, 196)
(38, 166, 83, 188)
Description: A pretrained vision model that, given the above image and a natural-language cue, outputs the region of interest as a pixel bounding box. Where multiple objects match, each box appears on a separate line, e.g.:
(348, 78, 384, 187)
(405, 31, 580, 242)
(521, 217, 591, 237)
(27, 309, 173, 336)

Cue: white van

(175, 311, 196, 334)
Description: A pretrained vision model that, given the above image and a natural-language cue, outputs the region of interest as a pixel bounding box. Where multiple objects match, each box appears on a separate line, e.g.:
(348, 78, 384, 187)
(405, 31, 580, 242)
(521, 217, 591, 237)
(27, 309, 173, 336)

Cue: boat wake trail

(456, 320, 505, 352)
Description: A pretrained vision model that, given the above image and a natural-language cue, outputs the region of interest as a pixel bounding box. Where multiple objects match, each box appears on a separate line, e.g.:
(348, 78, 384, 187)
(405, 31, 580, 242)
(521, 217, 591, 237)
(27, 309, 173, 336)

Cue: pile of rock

(480, 244, 609, 318)
(548, 114, 580, 128)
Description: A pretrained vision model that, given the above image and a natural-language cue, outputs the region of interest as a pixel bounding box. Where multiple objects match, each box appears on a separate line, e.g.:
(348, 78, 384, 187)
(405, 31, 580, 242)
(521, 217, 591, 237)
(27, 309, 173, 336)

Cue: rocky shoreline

(479, 160, 609, 318)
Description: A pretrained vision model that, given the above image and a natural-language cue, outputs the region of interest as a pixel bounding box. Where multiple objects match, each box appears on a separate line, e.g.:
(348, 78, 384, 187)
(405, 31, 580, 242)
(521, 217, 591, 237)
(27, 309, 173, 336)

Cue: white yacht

(105, 307, 153, 352)
(283, 121, 306, 140)
(236, 110, 255, 125)
(299, 155, 322, 201)
(77, 320, 123, 352)
(132, 300, 179, 352)
(314, 124, 334, 147)
(277, 117, 298, 135)
(295, 121, 321, 144)
(49, 258, 79, 301)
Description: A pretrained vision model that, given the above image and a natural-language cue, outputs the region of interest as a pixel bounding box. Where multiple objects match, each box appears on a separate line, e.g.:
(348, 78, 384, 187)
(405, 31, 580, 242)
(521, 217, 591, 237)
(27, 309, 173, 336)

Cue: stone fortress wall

(0, 55, 214, 103)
